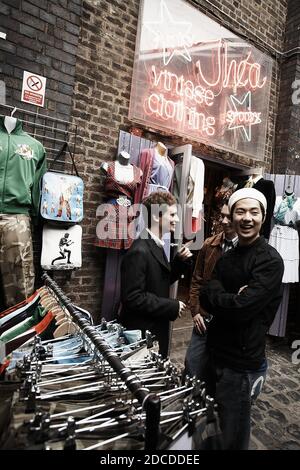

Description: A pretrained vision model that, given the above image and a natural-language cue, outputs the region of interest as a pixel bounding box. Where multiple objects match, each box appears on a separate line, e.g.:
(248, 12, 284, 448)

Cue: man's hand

(193, 313, 207, 334)
(177, 243, 193, 261)
(178, 301, 187, 318)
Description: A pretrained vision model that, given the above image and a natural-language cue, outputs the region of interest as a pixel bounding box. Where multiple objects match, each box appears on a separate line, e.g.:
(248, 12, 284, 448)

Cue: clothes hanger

(53, 319, 77, 338)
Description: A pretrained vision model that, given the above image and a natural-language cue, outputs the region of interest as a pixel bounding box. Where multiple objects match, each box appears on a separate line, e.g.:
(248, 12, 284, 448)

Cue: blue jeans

(214, 362, 267, 450)
(184, 327, 209, 380)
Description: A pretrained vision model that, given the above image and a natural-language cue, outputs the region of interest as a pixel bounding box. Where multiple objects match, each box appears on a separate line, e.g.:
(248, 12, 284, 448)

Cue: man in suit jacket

(120, 191, 192, 358)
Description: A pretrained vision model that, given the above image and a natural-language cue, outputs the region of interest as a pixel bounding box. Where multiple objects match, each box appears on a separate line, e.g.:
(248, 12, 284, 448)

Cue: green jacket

(0, 116, 46, 218)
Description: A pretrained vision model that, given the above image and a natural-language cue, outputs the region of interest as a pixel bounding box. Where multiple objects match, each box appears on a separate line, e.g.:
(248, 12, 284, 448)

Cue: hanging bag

(41, 224, 82, 270)
(40, 142, 84, 223)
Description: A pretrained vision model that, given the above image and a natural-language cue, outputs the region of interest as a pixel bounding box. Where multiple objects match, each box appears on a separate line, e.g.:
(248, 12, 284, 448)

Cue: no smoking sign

(21, 71, 47, 107)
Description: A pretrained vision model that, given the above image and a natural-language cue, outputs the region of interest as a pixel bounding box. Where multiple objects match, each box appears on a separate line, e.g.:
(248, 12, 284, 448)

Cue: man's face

(232, 198, 264, 245)
(161, 204, 179, 234)
(220, 204, 236, 239)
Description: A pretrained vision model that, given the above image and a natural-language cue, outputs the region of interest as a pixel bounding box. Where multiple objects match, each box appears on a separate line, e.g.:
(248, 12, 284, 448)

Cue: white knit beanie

(228, 188, 267, 213)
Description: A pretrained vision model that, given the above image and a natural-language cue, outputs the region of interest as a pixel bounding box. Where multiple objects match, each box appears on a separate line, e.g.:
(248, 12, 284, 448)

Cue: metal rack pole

(41, 272, 161, 449)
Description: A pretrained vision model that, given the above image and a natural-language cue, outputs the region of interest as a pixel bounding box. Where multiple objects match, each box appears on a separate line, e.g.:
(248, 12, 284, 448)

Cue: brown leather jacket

(189, 231, 223, 317)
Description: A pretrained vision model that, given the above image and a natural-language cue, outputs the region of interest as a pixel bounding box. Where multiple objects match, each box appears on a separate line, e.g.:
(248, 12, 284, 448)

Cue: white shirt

(146, 229, 165, 248)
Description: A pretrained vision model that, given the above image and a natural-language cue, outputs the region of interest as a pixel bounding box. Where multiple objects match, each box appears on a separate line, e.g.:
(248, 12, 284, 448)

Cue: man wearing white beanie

(201, 187, 284, 450)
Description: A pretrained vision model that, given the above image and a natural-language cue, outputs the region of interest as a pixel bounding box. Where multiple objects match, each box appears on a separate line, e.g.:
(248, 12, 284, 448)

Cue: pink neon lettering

(150, 65, 214, 107)
(144, 93, 215, 137)
(226, 111, 261, 124)
(196, 41, 267, 90)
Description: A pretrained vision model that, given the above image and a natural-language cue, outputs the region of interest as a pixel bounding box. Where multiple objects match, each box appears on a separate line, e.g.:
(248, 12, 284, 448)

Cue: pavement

(170, 308, 300, 450)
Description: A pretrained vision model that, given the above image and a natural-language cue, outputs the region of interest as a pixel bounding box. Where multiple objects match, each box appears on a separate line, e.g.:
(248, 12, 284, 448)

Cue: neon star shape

(144, 0, 193, 66)
(226, 91, 262, 142)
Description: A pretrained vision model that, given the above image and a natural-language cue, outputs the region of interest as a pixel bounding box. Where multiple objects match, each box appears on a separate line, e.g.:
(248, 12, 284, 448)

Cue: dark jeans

(184, 327, 209, 380)
(214, 362, 267, 450)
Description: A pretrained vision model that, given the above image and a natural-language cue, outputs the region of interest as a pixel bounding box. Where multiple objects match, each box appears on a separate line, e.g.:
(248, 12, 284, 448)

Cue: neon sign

(129, 0, 273, 160)
(195, 42, 267, 91)
(144, 66, 216, 136)
(144, 0, 193, 66)
(226, 92, 262, 142)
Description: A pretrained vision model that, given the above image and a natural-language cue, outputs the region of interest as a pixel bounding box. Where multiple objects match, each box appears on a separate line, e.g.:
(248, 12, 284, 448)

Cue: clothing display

(134, 145, 175, 261)
(0, 116, 46, 308)
(0, 214, 35, 307)
(0, 117, 46, 218)
(0, 109, 298, 452)
(95, 157, 142, 322)
(269, 194, 300, 283)
(134, 146, 174, 204)
(95, 161, 142, 250)
(173, 156, 205, 233)
(268, 284, 290, 337)
(267, 193, 300, 337)
(0, 275, 220, 451)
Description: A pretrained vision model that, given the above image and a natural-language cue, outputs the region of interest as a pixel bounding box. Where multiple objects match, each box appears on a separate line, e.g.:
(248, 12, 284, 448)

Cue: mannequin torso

(155, 141, 167, 157)
(4, 116, 17, 134)
(115, 159, 134, 183)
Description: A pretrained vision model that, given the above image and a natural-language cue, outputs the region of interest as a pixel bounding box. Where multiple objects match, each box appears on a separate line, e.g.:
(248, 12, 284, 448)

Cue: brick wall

(71, 0, 288, 318)
(275, 0, 300, 174)
(0, 0, 83, 310)
(68, 0, 140, 318)
(0, 0, 82, 119)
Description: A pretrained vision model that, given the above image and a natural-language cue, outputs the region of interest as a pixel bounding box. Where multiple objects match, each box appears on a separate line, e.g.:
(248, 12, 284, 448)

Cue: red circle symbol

(27, 75, 43, 92)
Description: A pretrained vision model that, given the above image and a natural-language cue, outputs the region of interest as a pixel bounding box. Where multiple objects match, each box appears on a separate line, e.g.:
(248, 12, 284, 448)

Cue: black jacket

(119, 235, 186, 357)
(201, 236, 284, 370)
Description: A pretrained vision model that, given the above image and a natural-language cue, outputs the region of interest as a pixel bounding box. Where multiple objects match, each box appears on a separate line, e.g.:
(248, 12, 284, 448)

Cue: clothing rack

(0, 103, 78, 168)
(41, 272, 161, 450)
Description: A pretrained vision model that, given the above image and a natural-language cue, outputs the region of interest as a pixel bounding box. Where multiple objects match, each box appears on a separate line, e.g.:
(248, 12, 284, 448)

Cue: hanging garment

(173, 156, 204, 233)
(0, 116, 46, 219)
(3, 310, 55, 356)
(0, 291, 40, 321)
(269, 196, 300, 283)
(0, 214, 35, 307)
(134, 148, 174, 204)
(268, 284, 290, 337)
(0, 299, 41, 336)
(95, 162, 142, 250)
(0, 306, 46, 344)
(149, 149, 174, 189)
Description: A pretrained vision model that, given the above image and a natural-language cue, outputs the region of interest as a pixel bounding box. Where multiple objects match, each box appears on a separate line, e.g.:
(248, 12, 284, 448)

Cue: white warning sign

(21, 71, 47, 107)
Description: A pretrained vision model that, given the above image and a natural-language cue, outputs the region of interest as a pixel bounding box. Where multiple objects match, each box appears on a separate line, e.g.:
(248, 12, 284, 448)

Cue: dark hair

(142, 191, 177, 226)
(230, 201, 265, 219)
